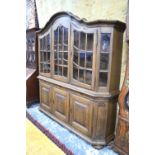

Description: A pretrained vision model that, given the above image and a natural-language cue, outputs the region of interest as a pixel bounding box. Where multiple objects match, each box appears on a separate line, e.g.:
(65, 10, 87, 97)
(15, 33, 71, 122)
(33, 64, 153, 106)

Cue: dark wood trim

(26, 28, 40, 33)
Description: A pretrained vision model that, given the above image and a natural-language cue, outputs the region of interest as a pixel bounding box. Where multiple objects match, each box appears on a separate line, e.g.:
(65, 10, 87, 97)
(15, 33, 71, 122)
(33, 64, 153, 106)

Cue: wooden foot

(92, 144, 105, 149)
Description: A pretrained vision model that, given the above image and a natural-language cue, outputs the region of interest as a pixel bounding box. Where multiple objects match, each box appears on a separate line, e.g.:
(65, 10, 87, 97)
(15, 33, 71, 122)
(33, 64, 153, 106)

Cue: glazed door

(52, 17, 71, 83)
(40, 81, 52, 112)
(39, 29, 51, 77)
(71, 23, 97, 90)
(53, 87, 69, 123)
(70, 94, 93, 136)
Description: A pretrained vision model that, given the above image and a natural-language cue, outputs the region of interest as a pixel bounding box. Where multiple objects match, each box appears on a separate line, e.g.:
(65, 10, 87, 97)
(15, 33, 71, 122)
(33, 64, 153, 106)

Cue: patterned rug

(27, 103, 118, 155)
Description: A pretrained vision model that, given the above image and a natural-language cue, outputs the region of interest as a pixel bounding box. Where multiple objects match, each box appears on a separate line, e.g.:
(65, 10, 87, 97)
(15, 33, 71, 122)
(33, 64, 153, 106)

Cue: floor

(27, 103, 118, 155)
(26, 119, 65, 155)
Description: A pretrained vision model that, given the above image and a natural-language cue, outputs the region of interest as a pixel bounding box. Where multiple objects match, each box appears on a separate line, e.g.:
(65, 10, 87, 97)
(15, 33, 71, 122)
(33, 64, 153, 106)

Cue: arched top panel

(37, 11, 126, 35)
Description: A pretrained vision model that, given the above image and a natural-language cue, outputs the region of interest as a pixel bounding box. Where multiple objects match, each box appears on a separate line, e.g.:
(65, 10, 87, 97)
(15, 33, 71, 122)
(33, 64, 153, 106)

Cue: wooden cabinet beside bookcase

(37, 12, 126, 148)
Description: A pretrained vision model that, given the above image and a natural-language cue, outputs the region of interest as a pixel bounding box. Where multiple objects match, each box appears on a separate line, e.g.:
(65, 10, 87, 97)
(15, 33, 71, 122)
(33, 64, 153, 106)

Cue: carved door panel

(53, 87, 69, 123)
(40, 82, 52, 112)
(70, 94, 93, 136)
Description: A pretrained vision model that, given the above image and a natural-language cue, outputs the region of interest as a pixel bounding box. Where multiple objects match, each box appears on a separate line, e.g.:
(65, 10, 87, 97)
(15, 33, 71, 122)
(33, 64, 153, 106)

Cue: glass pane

(59, 44, 63, 51)
(64, 45, 68, 51)
(40, 52, 43, 61)
(64, 52, 68, 60)
(73, 65, 78, 80)
(40, 63, 43, 72)
(43, 52, 46, 61)
(47, 34, 50, 50)
(73, 48, 78, 65)
(87, 33, 93, 51)
(58, 66, 62, 75)
(54, 52, 57, 59)
(40, 39, 42, 50)
(47, 52, 50, 63)
(55, 65, 58, 75)
(101, 33, 111, 52)
(63, 67, 67, 77)
(85, 70, 92, 85)
(79, 52, 85, 67)
(74, 30, 79, 47)
(100, 53, 109, 70)
(43, 36, 46, 50)
(64, 28, 68, 45)
(80, 32, 86, 50)
(99, 72, 108, 86)
(58, 52, 63, 64)
(59, 26, 63, 44)
(86, 52, 93, 68)
(44, 64, 50, 73)
(54, 29, 58, 45)
(79, 69, 84, 82)
(64, 52, 68, 65)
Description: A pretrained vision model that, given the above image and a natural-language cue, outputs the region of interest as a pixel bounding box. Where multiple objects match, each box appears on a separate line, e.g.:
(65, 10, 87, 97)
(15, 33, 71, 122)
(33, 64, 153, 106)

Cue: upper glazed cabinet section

(37, 12, 126, 93)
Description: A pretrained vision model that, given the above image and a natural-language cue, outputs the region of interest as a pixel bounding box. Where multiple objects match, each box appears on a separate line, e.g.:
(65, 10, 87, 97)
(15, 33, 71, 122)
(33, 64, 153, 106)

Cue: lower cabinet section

(70, 94, 93, 137)
(39, 80, 117, 148)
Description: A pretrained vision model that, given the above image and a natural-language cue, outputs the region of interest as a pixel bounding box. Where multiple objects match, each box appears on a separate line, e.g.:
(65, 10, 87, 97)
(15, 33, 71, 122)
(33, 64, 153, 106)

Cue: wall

(36, 0, 128, 88)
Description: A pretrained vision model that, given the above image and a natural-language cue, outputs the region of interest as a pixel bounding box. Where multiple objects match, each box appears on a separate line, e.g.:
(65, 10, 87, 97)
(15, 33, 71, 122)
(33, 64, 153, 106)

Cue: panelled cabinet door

(53, 87, 69, 123)
(70, 94, 93, 136)
(71, 22, 97, 90)
(52, 17, 71, 83)
(40, 82, 52, 112)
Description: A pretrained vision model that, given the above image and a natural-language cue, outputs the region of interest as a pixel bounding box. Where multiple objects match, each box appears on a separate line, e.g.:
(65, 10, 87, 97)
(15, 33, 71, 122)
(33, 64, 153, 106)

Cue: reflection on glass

(63, 67, 67, 77)
(73, 65, 78, 80)
(47, 52, 50, 63)
(44, 64, 50, 73)
(59, 44, 63, 51)
(58, 66, 62, 75)
(100, 53, 109, 70)
(47, 34, 50, 50)
(85, 70, 92, 85)
(86, 52, 93, 68)
(54, 52, 57, 60)
(87, 33, 93, 51)
(101, 33, 111, 52)
(54, 29, 58, 45)
(79, 69, 84, 82)
(42, 37, 45, 49)
(79, 52, 85, 67)
(40, 52, 43, 61)
(40, 63, 43, 72)
(55, 65, 58, 75)
(64, 45, 68, 51)
(80, 32, 86, 50)
(40, 39, 42, 50)
(74, 30, 79, 47)
(73, 48, 78, 64)
(43, 52, 46, 61)
(59, 26, 63, 44)
(64, 28, 68, 45)
(99, 72, 108, 86)
(64, 52, 68, 60)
